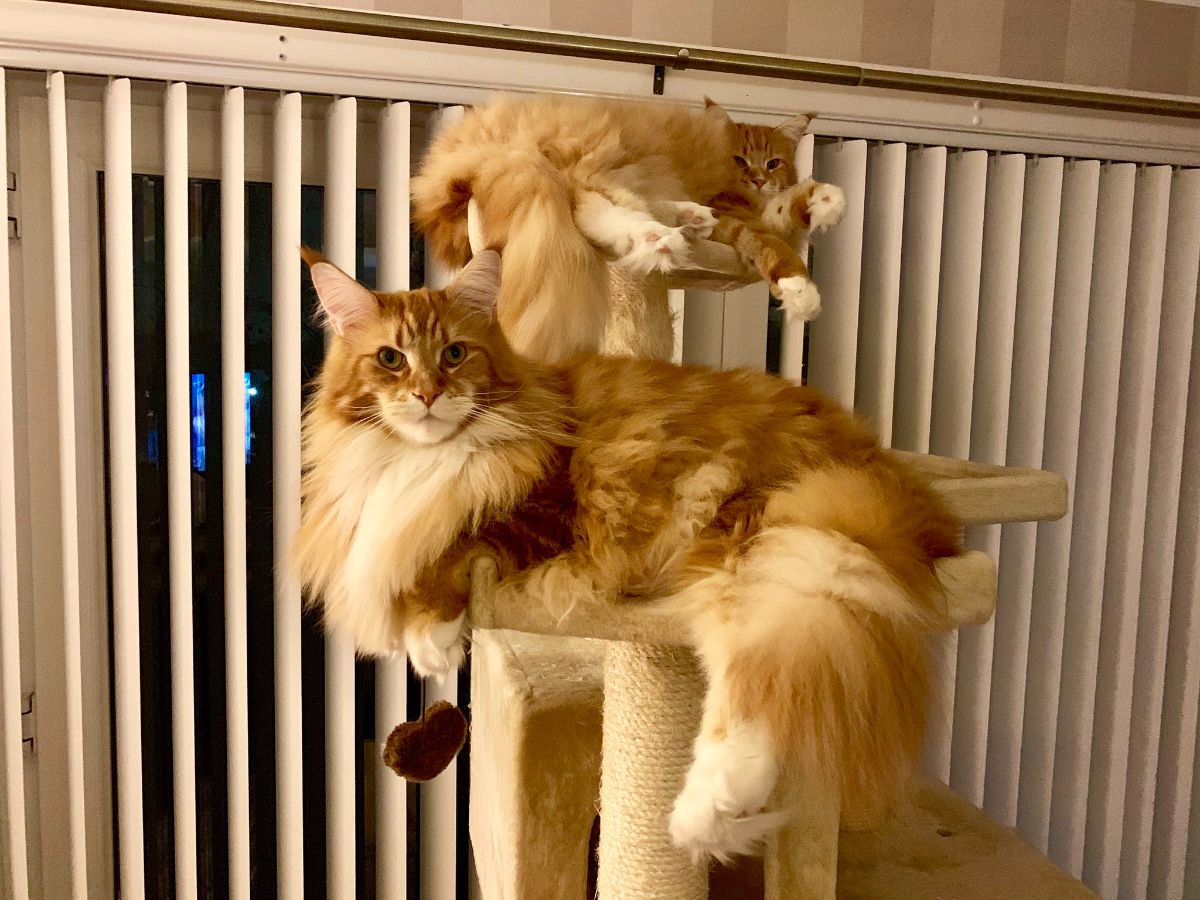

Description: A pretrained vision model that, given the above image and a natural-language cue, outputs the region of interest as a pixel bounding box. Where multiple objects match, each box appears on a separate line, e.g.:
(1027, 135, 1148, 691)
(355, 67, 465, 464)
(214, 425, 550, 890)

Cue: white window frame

(0, 0, 1197, 166)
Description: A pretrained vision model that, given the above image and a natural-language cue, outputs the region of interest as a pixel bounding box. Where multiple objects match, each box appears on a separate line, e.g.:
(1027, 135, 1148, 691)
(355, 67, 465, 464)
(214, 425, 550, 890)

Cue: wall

(289, 0, 1200, 97)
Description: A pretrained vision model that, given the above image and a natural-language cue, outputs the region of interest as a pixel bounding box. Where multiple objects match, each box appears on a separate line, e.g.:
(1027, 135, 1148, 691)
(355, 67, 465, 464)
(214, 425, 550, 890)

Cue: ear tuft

(302, 248, 378, 335)
(449, 249, 502, 317)
(774, 112, 815, 143)
(703, 97, 733, 125)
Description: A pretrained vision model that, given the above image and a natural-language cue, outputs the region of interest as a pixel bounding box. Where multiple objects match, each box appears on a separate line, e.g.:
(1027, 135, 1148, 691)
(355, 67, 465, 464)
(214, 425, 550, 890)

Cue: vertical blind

(1, 70, 1199, 900)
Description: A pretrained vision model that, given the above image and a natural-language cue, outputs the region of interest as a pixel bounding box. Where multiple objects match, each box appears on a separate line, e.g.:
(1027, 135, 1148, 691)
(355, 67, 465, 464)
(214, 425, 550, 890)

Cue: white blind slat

(951, 153, 1026, 808)
(324, 94, 359, 900)
(1124, 168, 1200, 900)
(375, 99, 412, 900)
(1150, 173, 1200, 900)
(1017, 160, 1101, 853)
(1083, 164, 1174, 898)
(0, 66, 30, 900)
(985, 156, 1064, 828)
(272, 90, 305, 900)
(925, 149, 988, 783)
(807, 139, 867, 407)
(854, 142, 906, 446)
(102, 74, 143, 900)
(163, 79, 199, 900)
(1048, 162, 1138, 876)
(719, 283, 770, 371)
(892, 145, 947, 452)
(421, 104, 465, 900)
(220, 85, 251, 900)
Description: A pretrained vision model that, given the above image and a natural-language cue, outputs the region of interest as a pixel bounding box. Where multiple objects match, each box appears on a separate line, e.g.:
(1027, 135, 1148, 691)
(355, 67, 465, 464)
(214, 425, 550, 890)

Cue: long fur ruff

(294, 250, 963, 834)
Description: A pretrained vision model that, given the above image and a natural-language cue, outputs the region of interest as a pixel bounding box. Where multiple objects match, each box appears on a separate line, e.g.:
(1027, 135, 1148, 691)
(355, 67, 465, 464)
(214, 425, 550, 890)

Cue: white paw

(404, 613, 467, 683)
(673, 202, 718, 240)
(619, 223, 689, 273)
(669, 722, 784, 863)
(775, 275, 822, 320)
(807, 183, 846, 232)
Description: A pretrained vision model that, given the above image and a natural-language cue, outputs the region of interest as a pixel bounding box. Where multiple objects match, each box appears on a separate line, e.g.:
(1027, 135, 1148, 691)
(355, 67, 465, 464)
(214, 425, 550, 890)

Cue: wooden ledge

(469, 550, 997, 644)
(468, 197, 758, 292)
(891, 450, 1068, 526)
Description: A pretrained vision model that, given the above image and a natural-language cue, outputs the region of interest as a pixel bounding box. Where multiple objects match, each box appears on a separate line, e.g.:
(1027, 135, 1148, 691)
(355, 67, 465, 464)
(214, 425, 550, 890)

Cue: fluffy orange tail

(679, 461, 959, 828)
(412, 146, 610, 361)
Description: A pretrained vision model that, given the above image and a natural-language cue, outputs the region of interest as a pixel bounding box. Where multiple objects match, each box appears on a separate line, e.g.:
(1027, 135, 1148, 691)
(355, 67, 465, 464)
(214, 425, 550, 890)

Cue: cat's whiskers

(466, 406, 571, 444)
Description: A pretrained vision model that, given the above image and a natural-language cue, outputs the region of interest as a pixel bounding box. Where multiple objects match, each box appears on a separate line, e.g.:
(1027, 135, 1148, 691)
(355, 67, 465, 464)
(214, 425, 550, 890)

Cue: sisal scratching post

(601, 267, 675, 360)
(599, 642, 708, 900)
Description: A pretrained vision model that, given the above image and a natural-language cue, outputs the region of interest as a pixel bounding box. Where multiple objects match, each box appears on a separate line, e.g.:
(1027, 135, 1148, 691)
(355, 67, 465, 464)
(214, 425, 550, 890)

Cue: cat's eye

(766, 158, 782, 170)
(377, 347, 406, 370)
(442, 342, 467, 367)
(733, 155, 748, 169)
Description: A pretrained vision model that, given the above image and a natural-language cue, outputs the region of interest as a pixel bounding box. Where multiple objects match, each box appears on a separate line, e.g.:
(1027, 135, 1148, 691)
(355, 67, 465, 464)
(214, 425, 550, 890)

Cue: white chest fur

(327, 430, 473, 612)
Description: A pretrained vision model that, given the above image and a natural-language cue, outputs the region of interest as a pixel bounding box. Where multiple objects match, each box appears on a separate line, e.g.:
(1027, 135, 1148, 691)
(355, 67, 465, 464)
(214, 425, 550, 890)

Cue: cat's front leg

(403, 612, 468, 683)
(714, 216, 823, 320)
(761, 179, 846, 238)
(400, 542, 488, 682)
(806, 181, 846, 232)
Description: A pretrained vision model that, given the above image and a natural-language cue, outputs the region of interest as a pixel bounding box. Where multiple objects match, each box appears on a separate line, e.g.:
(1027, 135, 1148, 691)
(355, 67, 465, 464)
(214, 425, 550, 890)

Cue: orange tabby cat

(294, 249, 962, 859)
(412, 93, 844, 361)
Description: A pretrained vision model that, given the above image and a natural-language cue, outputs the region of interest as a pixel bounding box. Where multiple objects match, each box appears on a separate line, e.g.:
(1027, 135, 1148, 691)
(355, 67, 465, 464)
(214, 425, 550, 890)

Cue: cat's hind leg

(668, 665, 785, 863)
(575, 191, 689, 273)
(653, 200, 718, 240)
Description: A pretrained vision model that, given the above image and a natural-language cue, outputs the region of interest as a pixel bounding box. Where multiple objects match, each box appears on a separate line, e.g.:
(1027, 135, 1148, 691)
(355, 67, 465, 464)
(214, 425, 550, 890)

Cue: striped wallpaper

(284, 0, 1200, 97)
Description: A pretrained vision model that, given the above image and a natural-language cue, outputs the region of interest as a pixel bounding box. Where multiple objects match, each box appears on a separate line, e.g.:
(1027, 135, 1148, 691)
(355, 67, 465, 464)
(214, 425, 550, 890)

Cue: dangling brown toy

(382, 701, 468, 782)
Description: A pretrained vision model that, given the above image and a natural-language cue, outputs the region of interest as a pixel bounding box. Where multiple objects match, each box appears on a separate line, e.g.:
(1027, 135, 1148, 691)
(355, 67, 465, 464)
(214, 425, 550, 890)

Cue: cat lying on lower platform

(293, 249, 962, 860)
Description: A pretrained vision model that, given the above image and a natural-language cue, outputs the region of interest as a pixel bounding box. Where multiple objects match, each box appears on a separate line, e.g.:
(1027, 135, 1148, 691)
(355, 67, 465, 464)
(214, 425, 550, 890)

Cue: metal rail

(50, 0, 1200, 119)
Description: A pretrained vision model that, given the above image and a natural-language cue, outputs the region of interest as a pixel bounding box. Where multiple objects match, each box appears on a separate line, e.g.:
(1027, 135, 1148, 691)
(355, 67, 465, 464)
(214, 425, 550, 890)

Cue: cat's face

(706, 100, 812, 198)
(731, 124, 800, 196)
(306, 250, 518, 446)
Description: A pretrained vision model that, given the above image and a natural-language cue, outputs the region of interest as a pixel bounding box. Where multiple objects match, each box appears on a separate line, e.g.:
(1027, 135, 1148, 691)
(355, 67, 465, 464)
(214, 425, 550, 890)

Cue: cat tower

(459, 203, 1080, 899)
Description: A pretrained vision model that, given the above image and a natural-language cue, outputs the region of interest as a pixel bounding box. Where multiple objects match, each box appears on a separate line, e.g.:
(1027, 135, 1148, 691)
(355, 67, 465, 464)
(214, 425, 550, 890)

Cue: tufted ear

(449, 249, 501, 316)
(301, 246, 379, 336)
(703, 96, 734, 125)
(774, 112, 816, 143)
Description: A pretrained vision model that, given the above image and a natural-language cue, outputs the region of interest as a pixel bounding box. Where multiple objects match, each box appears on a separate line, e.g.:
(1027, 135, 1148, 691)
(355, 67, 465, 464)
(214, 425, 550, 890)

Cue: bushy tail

(412, 145, 610, 361)
(680, 462, 960, 827)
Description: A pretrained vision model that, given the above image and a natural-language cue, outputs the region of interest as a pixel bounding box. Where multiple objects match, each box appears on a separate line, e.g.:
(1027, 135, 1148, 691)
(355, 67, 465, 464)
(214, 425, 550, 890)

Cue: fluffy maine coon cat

(412, 94, 845, 362)
(293, 250, 962, 858)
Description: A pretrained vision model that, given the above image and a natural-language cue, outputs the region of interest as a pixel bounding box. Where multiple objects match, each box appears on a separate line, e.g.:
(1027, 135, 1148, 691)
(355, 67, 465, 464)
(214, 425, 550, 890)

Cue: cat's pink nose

(413, 390, 440, 408)
(751, 176, 766, 187)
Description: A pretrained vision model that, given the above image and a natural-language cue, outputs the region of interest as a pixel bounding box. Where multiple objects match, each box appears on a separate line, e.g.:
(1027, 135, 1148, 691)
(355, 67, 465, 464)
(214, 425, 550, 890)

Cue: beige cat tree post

(462, 203, 1073, 899)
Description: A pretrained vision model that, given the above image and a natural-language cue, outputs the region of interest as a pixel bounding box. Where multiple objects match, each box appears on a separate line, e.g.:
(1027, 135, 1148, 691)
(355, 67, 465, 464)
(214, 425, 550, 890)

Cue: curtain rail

(49, 0, 1200, 120)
